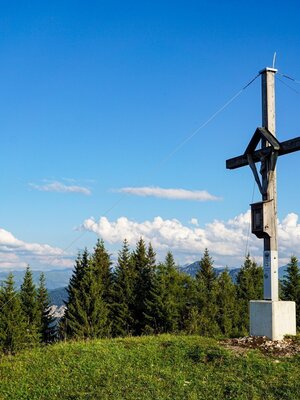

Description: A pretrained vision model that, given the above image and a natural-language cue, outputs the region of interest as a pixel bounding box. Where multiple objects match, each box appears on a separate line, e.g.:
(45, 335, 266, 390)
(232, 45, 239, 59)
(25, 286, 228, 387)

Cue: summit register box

(251, 200, 274, 239)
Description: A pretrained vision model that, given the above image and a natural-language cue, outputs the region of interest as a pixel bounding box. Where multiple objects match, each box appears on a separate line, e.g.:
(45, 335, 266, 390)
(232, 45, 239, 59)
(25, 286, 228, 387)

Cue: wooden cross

(226, 68, 300, 301)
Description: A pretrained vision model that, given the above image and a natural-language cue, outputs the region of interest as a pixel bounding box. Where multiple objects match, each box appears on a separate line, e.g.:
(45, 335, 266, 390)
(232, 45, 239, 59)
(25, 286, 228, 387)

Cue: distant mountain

(179, 262, 289, 282)
(179, 262, 240, 282)
(49, 287, 68, 307)
(0, 268, 73, 290)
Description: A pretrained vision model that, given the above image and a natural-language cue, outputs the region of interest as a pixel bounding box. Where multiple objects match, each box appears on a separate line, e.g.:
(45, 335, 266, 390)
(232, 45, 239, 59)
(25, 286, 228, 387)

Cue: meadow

(0, 335, 300, 400)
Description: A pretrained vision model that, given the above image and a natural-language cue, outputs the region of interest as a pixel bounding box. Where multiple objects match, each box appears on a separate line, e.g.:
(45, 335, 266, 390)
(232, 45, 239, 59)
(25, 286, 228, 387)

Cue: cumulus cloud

(30, 181, 91, 196)
(82, 211, 300, 267)
(115, 187, 220, 201)
(0, 228, 73, 270)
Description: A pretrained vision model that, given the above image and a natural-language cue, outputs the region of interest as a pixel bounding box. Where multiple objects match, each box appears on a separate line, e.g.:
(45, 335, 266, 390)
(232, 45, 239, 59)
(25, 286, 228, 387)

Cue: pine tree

(91, 239, 113, 304)
(194, 249, 219, 336)
(67, 248, 90, 305)
(144, 252, 183, 334)
(178, 271, 196, 332)
(111, 239, 135, 337)
(37, 273, 56, 343)
(147, 243, 157, 273)
(281, 255, 300, 327)
(131, 238, 152, 335)
(143, 243, 160, 334)
(195, 248, 217, 291)
(64, 244, 111, 339)
(20, 266, 40, 344)
(0, 274, 28, 354)
(65, 264, 109, 339)
(63, 249, 90, 338)
(215, 269, 239, 337)
(236, 254, 263, 334)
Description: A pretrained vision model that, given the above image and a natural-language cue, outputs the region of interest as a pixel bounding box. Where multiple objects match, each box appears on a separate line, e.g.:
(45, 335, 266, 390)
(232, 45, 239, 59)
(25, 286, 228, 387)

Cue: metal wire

(277, 76, 300, 96)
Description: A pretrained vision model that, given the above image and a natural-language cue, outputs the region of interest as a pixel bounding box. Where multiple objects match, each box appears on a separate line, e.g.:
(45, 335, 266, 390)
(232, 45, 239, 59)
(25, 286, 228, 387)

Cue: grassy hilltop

(0, 335, 300, 400)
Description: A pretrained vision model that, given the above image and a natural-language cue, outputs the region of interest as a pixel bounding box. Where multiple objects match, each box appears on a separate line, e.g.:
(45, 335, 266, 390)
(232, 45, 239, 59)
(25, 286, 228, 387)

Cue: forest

(1, 238, 299, 354)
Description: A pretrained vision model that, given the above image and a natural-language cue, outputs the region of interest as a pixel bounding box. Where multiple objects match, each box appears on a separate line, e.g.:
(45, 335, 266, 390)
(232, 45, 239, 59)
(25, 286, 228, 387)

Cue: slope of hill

(0, 334, 299, 400)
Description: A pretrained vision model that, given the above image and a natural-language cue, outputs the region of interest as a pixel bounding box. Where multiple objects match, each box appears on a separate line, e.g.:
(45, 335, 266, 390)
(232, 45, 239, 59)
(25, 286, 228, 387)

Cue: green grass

(0, 335, 300, 400)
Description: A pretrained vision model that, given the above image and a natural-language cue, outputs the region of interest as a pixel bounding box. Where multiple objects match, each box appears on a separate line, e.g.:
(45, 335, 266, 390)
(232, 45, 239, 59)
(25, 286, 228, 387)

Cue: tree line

(0, 269, 54, 353)
(60, 238, 300, 339)
(1, 238, 300, 354)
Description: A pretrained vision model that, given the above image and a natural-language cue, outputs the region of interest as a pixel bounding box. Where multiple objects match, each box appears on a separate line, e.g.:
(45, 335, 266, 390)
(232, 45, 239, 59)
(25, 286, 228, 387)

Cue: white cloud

(0, 228, 73, 270)
(189, 218, 199, 226)
(30, 181, 91, 196)
(115, 186, 220, 201)
(82, 211, 300, 267)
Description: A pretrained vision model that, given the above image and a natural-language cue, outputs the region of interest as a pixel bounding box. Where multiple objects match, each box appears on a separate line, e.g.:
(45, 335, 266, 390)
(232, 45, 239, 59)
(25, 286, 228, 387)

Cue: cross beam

(226, 136, 300, 170)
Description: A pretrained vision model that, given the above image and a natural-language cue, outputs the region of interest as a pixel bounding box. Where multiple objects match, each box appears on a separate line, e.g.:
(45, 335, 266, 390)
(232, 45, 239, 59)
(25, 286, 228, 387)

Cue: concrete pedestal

(250, 300, 296, 340)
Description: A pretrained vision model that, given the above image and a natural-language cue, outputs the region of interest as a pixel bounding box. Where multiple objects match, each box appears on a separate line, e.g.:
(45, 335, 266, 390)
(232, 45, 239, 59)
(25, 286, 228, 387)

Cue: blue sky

(1, 0, 300, 269)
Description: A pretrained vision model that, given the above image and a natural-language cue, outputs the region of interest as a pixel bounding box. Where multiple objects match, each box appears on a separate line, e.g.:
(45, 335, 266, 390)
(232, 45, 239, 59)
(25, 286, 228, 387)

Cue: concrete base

(250, 300, 296, 340)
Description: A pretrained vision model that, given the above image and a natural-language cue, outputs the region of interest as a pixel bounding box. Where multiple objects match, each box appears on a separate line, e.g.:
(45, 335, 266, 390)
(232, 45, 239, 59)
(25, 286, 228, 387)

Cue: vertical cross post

(260, 67, 279, 301)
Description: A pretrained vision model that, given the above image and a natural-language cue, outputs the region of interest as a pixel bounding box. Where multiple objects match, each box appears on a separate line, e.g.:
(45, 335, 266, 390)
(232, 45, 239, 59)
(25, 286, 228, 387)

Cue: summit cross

(226, 67, 299, 339)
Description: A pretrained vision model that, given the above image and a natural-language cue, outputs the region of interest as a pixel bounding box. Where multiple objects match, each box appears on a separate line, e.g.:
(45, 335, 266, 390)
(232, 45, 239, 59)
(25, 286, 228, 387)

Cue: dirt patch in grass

(220, 336, 300, 357)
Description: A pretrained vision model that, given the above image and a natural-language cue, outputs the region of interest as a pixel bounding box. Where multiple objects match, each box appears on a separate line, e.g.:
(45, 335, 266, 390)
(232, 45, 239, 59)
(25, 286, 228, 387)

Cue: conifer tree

(0, 273, 28, 354)
(215, 269, 239, 337)
(91, 239, 113, 304)
(131, 238, 152, 335)
(195, 248, 217, 291)
(177, 271, 196, 332)
(184, 306, 202, 335)
(63, 249, 90, 337)
(142, 243, 160, 333)
(194, 249, 219, 336)
(67, 248, 90, 305)
(20, 266, 40, 344)
(111, 239, 135, 337)
(236, 254, 263, 334)
(144, 252, 183, 333)
(37, 273, 55, 343)
(147, 243, 157, 273)
(64, 244, 111, 339)
(65, 264, 109, 339)
(281, 255, 300, 327)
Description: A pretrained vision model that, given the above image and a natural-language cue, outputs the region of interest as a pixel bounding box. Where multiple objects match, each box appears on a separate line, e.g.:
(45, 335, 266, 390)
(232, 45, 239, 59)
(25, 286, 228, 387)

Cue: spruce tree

(67, 248, 90, 305)
(91, 239, 113, 304)
(195, 248, 217, 291)
(20, 266, 40, 344)
(144, 252, 182, 334)
(178, 271, 196, 332)
(66, 264, 109, 339)
(147, 243, 157, 273)
(281, 255, 300, 327)
(0, 274, 28, 354)
(111, 239, 135, 337)
(37, 273, 55, 343)
(236, 254, 263, 334)
(64, 243, 111, 339)
(194, 249, 219, 336)
(215, 269, 239, 337)
(131, 238, 152, 335)
(63, 249, 90, 338)
(143, 243, 160, 334)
